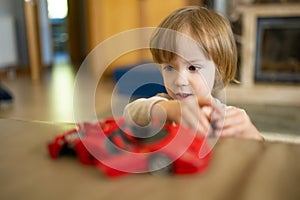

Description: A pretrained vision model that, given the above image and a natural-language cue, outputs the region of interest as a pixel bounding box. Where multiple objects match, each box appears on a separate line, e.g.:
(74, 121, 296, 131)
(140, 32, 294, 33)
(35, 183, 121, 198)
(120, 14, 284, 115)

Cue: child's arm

(124, 96, 263, 141)
(124, 95, 214, 134)
(151, 96, 213, 133)
(123, 96, 168, 126)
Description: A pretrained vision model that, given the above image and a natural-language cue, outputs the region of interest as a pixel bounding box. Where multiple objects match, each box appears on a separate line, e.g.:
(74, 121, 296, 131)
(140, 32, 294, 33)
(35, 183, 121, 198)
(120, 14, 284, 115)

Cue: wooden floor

(0, 62, 116, 123)
(1, 61, 300, 141)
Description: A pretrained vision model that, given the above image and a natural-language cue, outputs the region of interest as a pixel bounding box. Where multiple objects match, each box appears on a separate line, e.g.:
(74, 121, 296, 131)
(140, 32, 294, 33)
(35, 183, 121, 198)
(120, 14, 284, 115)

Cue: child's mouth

(175, 93, 193, 100)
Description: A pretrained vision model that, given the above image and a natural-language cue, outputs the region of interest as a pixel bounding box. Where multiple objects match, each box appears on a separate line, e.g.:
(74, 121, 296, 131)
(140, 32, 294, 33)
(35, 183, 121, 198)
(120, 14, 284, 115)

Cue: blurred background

(0, 0, 299, 140)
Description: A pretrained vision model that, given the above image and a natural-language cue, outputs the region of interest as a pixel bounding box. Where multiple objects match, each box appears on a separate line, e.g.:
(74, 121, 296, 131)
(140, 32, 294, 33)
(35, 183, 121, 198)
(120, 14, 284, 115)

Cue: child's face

(160, 47, 215, 100)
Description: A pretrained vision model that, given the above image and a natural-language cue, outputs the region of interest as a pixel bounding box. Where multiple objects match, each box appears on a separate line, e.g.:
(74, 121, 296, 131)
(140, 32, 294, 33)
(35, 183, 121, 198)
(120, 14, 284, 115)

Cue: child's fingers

(197, 97, 226, 135)
(197, 96, 212, 108)
(177, 96, 215, 135)
(211, 106, 263, 141)
(219, 106, 254, 137)
(183, 107, 210, 134)
(220, 123, 245, 137)
(181, 111, 200, 131)
(202, 106, 213, 118)
(211, 99, 226, 116)
(221, 123, 262, 140)
(224, 106, 246, 117)
(222, 107, 247, 128)
(199, 109, 211, 130)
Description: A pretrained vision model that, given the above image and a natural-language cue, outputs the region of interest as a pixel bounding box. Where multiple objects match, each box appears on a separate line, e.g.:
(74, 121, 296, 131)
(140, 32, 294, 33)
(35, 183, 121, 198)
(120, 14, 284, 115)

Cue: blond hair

(150, 6, 237, 86)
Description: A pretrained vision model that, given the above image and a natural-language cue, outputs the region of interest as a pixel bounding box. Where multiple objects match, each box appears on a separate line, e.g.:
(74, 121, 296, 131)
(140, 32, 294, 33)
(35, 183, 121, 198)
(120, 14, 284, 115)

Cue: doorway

(47, 0, 87, 67)
(47, 0, 69, 63)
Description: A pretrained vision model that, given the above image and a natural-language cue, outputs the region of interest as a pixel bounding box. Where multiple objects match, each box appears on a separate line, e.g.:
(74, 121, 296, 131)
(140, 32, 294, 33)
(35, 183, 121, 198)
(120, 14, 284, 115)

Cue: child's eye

(163, 65, 174, 71)
(188, 65, 200, 72)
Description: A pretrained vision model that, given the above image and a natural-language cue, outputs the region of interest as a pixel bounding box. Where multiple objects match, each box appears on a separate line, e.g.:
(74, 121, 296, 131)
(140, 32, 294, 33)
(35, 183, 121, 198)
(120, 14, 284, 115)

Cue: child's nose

(174, 72, 189, 86)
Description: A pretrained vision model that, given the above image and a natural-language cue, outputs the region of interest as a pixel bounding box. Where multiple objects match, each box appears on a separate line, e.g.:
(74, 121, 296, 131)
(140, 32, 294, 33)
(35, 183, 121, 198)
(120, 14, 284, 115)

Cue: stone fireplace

(224, 3, 300, 106)
(255, 16, 300, 82)
(238, 3, 300, 86)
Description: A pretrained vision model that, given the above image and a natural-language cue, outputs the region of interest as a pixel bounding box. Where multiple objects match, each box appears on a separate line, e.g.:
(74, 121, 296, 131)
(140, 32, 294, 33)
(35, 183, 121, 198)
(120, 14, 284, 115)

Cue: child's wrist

(151, 101, 168, 125)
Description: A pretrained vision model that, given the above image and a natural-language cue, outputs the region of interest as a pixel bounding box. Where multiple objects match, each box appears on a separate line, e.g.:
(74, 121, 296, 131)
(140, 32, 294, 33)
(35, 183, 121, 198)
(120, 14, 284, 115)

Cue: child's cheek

(202, 62, 216, 91)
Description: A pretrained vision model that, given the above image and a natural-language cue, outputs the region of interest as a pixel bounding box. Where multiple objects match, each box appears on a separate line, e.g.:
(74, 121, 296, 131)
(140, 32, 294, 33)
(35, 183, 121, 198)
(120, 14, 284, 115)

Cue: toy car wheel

(148, 154, 173, 175)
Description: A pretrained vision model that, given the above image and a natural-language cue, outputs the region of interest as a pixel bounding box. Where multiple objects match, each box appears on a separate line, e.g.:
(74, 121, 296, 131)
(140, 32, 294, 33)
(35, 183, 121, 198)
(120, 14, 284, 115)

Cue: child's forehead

(176, 39, 207, 60)
(165, 30, 208, 58)
(175, 34, 209, 60)
(151, 27, 212, 65)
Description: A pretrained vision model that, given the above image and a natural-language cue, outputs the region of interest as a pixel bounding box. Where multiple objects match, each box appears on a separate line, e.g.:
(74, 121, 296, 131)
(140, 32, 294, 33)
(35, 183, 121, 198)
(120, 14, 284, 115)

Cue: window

(47, 0, 68, 19)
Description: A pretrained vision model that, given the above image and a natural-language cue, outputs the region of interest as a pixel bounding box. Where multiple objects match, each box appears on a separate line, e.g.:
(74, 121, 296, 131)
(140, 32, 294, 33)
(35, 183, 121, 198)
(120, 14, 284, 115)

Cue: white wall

(0, 16, 17, 68)
(0, 0, 12, 15)
(0, 0, 53, 68)
(0, 0, 29, 68)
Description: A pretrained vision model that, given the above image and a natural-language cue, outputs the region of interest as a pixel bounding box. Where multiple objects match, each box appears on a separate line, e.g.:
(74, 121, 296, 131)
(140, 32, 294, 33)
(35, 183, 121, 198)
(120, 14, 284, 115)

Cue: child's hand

(218, 106, 264, 141)
(175, 96, 213, 133)
(152, 96, 213, 134)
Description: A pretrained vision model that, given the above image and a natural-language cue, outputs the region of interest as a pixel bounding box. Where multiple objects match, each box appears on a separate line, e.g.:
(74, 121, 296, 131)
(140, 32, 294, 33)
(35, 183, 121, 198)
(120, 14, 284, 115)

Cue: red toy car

(48, 118, 212, 177)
